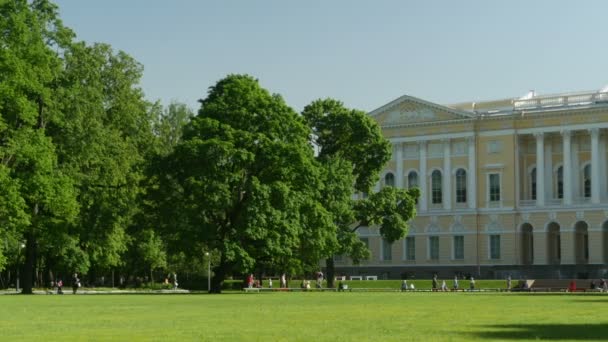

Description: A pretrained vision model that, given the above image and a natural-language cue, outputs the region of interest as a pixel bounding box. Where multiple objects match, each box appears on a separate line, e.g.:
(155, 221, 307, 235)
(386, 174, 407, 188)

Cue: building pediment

(369, 95, 474, 127)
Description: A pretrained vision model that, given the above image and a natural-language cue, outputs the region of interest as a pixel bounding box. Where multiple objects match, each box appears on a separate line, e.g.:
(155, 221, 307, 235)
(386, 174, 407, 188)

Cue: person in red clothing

(568, 280, 577, 292)
(246, 274, 254, 288)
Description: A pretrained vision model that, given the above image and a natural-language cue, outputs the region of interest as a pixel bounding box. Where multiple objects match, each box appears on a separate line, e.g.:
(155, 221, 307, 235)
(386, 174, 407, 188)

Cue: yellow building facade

(336, 89, 608, 279)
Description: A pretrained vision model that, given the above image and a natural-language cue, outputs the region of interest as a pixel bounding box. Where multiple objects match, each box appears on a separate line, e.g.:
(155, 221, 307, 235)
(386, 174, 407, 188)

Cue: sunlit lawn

(1, 292, 607, 341)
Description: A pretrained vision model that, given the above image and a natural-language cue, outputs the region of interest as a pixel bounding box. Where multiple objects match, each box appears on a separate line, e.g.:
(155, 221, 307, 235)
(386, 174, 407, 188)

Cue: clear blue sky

(54, 0, 608, 112)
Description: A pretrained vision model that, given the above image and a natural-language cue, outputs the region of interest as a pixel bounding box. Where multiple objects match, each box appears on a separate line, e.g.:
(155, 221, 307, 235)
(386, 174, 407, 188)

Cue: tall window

(583, 164, 591, 198)
(385, 173, 395, 187)
(489, 173, 501, 202)
(453, 235, 464, 259)
(431, 170, 442, 204)
(429, 236, 439, 260)
(556, 166, 563, 199)
(456, 169, 467, 203)
(490, 235, 501, 259)
(382, 238, 392, 261)
(407, 171, 418, 189)
(405, 236, 415, 260)
(530, 168, 537, 200)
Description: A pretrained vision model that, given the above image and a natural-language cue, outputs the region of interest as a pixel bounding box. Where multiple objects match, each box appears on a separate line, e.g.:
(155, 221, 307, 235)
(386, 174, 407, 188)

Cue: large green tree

(0, 0, 157, 292)
(155, 75, 331, 292)
(49, 41, 156, 282)
(0, 0, 79, 293)
(302, 99, 418, 287)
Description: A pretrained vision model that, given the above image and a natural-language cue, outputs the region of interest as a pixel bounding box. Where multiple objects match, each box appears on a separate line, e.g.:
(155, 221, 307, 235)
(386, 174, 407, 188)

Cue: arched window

(455, 169, 467, 203)
(384, 172, 395, 187)
(583, 164, 591, 198)
(556, 166, 563, 199)
(407, 171, 418, 189)
(530, 167, 537, 200)
(431, 170, 442, 204)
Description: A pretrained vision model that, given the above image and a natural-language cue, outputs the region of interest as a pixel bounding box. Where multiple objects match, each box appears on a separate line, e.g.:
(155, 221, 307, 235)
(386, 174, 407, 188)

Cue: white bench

(365, 276, 378, 281)
(350, 276, 363, 280)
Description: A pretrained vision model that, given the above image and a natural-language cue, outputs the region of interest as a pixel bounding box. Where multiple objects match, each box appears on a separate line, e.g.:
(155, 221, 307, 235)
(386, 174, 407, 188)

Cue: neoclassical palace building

(336, 88, 608, 279)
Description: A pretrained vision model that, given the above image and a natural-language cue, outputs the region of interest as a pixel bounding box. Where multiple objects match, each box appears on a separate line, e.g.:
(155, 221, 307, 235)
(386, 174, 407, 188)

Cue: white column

(562, 130, 572, 205)
(443, 139, 452, 210)
(419, 141, 428, 212)
(600, 133, 607, 200)
(535, 133, 545, 207)
(467, 137, 476, 209)
(395, 143, 404, 189)
(544, 139, 552, 201)
(591, 128, 600, 204)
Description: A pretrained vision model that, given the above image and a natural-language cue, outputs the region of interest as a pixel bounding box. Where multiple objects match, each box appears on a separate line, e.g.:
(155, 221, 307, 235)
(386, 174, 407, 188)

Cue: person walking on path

(56, 279, 63, 294)
(432, 274, 438, 292)
(506, 275, 512, 291)
(72, 273, 80, 294)
(453, 275, 459, 291)
(469, 276, 475, 291)
(280, 273, 286, 288)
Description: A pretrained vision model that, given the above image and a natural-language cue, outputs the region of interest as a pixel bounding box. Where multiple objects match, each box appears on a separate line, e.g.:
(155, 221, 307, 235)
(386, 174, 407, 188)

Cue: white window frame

(403, 236, 416, 261)
(428, 236, 439, 260)
(553, 164, 563, 200)
(486, 172, 502, 207)
(384, 172, 395, 188)
(453, 235, 464, 260)
(381, 238, 392, 261)
(582, 163, 591, 198)
(488, 234, 501, 260)
(431, 169, 443, 205)
(455, 168, 467, 204)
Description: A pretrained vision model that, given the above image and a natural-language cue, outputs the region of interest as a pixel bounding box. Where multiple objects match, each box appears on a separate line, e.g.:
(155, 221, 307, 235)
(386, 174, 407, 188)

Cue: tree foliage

(302, 98, 418, 287)
(154, 75, 333, 292)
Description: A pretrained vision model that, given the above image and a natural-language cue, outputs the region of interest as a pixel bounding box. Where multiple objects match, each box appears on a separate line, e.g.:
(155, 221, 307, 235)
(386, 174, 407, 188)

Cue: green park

(2, 1, 608, 341)
(1, 290, 608, 341)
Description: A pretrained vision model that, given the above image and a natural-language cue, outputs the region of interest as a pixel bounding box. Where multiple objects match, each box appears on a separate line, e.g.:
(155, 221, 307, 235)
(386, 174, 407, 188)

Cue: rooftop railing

(513, 91, 608, 110)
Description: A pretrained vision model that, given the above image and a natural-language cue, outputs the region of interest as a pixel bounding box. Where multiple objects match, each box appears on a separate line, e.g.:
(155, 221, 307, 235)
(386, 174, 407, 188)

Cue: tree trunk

(210, 264, 226, 294)
(21, 232, 37, 294)
(210, 254, 230, 294)
(326, 257, 335, 288)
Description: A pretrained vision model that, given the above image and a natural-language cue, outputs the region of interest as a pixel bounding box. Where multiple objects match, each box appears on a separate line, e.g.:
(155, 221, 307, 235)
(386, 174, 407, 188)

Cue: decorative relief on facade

(576, 211, 584, 220)
(452, 142, 467, 156)
(385, 105, 436, 125)
(427, 223, 440, 233)
(451, 223, 465, 232)
(404, 144, 419, 159)
(521, 213, 530, 222)
(408, 223, 417, 234)
(428, 143, 443, 157)
(486, 214, 501, 231)
(549, 212, 557, 220)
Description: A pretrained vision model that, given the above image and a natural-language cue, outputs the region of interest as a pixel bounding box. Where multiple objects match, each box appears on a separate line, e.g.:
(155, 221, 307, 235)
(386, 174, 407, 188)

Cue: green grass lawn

(1, 292, 607, 341)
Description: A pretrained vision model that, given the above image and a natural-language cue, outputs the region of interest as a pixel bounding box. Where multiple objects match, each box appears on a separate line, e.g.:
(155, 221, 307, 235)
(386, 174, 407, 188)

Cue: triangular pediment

(369, 95, 474, 126)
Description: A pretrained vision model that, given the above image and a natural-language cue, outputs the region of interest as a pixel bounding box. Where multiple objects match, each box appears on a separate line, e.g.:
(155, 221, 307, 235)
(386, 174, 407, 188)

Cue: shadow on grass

(466, 323, 608, 340)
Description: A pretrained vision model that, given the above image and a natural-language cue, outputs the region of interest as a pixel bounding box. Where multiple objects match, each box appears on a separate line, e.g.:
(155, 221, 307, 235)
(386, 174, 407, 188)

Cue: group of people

(246, 272, 324, 289)
(589, 279, 608, 292)
(55, 273, 81, 294)
(429, 274, 475, 292)
(163, 273, 179, 290)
